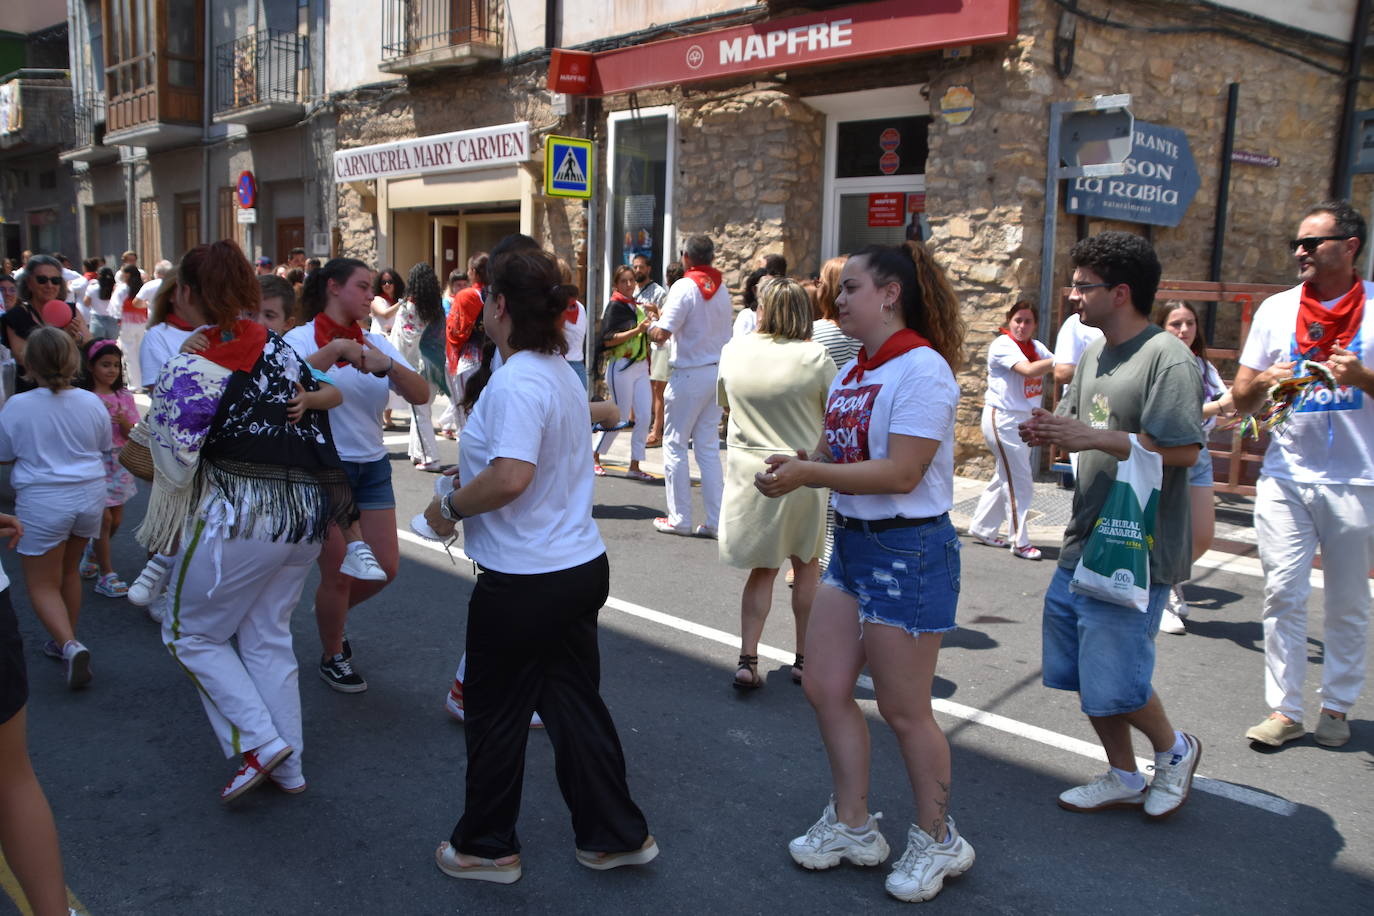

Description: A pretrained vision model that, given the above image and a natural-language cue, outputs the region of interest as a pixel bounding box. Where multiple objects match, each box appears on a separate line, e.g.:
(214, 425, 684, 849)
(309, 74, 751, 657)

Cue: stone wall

(922, 0, 1352, 475)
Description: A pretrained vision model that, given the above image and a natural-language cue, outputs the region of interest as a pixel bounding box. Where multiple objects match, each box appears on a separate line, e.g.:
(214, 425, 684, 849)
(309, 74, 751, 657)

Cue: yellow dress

(717, 334, 837, 569)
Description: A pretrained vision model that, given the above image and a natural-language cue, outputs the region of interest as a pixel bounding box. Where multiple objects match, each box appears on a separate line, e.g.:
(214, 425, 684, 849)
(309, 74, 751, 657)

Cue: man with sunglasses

(1231, 200, 1374, 750)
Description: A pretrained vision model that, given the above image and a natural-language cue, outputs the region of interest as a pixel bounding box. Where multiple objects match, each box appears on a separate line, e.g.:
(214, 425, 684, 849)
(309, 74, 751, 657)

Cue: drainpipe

(200, 0, 212, 246)
(1332, 0, 1372, 199)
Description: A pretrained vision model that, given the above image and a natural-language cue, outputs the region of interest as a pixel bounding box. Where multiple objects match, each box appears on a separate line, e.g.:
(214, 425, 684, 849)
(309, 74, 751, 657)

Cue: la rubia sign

(1064, 121, 1200, 228)
(545, 135, 593, 199)
(553, 0, 1018, 96)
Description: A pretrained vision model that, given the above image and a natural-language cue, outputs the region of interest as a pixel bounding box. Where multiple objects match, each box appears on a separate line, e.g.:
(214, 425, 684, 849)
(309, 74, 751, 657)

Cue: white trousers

(120, 319, 146, 389)
(1254, 475, 1374, 719)
(409, 378, 440, 465)
(163, 525, 320, 770)
(663, 364, 723, 529)
(596, 357, 651, 461)
(969, 405, 1035, 549)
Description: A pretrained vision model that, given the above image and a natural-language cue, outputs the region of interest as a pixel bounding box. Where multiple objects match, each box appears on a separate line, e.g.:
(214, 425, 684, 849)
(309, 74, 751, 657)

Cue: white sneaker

(1057, 771, 1146, 812)
(1169, 585, 1190, 619)
(1159, 607, 1187, 635)
(147, 591, 170, 624)
(220, 736, 293, 804)
(884, 817, 975, 903)
(1144, 733, 1202, 820)
(446, 678, 544, 728)
(788, 798, 889, 869)
(62, 640, 92, 690)
(340, 542, 388, 582)
(128, 555, 173, 606)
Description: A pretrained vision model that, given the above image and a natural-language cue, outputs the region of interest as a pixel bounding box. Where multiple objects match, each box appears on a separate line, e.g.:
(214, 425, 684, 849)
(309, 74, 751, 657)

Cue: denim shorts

(821, 513, 960, 636)
(341, 457, 395, 511)
(1188, 446, 1213, 487)
(1041, 565, 1169, 716)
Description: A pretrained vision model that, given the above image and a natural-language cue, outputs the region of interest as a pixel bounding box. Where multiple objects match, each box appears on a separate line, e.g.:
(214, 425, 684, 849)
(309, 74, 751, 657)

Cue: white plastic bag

(1070, 434, 1162, 612)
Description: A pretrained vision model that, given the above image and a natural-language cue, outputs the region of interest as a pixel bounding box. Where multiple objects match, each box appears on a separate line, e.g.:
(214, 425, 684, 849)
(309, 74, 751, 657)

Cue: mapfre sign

(334, 122, 531, 183)
(581, 0, 1018, 96)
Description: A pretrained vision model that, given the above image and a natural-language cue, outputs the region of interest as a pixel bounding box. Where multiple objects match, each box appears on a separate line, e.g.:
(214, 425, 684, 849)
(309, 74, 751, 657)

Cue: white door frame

(603, 104, 676, 306)
(804, 86, 929, 261)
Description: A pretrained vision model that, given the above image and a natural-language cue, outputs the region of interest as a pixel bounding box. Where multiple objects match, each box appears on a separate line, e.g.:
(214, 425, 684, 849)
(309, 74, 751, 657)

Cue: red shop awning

(549, 0, 1019, 97)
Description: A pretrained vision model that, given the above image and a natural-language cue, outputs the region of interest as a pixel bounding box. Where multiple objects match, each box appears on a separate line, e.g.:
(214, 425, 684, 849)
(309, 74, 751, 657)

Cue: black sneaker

(319, 653, 367, 693)
(341, 635, 352, 661)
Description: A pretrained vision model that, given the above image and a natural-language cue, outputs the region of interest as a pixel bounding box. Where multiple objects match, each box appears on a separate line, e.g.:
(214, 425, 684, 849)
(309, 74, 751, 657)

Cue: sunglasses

(1291, 235, 1349, 253)
(31, 275, 63, 285)
(381, 279, 396, 285)
(1068, 282, 1113, 293)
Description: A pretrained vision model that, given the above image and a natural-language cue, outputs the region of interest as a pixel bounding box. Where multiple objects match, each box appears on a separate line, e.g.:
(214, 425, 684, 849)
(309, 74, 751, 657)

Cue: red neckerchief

(164, 312, 194, 332)
(1001, 328, 1039, 362)
(1297, 274, 1364, 360)
(685, 266, 723, 298)
(315, 310, 365, 368)
(564, 297, 583, 325)
(200, 319, 268, 374)
(378, 291, 396, 306)
(842, 328, 932, 385)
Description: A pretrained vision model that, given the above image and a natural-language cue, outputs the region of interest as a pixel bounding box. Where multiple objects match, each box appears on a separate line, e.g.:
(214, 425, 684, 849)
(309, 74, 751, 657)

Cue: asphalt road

(4, 440, 1373, 915)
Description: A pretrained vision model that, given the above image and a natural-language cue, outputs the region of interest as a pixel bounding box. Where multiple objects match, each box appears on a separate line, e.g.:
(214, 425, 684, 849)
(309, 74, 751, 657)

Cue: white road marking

(396, 527, 1298, 816)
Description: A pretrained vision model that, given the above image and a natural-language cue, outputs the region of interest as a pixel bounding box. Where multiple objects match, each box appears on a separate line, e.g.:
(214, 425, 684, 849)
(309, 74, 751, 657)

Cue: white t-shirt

(0, 387, 111, 489)
(135, 277, 164, 309)
(85, 284, 118, 319)
(655, 276, 733, 369)
(824, 347, 959, 520)
(458, 350, 604, 574)
(732, 308, 758, 338)
(985, 334, 1052, 413)
(111, 283, 136, 317)
(283, 322, 414, 463)
(1053, 312, 1103, 367)
(140, 322, 196, 387)
(68, 273, 89, 307)
(563, 301, 588, 363)
(1240, 281, 1374, 485)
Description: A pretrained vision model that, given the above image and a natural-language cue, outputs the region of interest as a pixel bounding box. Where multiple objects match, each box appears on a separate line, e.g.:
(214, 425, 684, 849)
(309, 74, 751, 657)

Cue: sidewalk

(596, 431, 1259, 556)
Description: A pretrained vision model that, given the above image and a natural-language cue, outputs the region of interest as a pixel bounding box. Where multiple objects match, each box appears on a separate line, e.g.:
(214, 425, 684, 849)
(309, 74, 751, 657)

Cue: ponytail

(854, 242, 966, 371)
(301, 257, 368, 319)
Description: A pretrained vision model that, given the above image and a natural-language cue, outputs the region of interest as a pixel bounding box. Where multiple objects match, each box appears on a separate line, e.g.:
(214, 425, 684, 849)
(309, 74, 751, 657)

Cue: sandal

(435, 842, 522, 884)
(791, 655, 804, 685)
(733, 654, 762, 690)
(626, 468, 655, 482)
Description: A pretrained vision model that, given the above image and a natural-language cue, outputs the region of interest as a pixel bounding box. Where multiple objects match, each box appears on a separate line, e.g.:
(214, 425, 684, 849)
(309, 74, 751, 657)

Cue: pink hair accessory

(87, 338, 119, 362)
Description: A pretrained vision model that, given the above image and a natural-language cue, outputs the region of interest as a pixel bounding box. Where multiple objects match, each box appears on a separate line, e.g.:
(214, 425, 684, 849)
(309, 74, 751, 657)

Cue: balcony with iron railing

(214, 29, 307, 129)
(0, 70, 75, 156)
(59, 91, 119, 163)
(380, 0, 502, 74)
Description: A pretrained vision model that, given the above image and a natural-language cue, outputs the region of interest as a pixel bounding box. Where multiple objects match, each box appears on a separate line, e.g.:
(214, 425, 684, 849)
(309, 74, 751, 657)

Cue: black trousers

(451, 553, 650, 858)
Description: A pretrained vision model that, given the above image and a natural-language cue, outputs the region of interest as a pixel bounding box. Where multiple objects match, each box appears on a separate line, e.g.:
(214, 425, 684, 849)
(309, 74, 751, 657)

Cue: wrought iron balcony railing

(215, 29, 305, 115)
(381, 0, 500, 67)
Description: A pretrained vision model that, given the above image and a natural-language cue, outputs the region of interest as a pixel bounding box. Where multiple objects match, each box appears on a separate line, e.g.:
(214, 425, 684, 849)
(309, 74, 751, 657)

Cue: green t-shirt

(1056, 324, 1204, 585)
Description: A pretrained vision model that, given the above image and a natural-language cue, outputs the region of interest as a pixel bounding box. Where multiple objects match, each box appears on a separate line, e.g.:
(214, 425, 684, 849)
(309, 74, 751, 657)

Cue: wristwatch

(438, 490, 464, 522)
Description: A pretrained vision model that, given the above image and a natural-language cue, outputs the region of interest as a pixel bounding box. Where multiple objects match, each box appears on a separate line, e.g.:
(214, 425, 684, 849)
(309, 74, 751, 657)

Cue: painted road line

(0, 854, 89, 915)
(396, 528, 1297, 817)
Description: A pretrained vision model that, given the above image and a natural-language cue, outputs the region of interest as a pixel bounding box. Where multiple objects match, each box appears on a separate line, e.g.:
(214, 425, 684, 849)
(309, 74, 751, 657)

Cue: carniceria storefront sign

(1065, 121, 1200, 228)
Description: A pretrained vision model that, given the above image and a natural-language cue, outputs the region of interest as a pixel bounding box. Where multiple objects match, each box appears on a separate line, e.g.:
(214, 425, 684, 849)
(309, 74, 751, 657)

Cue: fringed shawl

(135, 333, 356, 554)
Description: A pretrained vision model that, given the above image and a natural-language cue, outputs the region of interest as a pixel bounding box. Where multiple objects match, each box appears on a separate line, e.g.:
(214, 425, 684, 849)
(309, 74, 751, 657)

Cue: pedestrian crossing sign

(545, 135, 594, 198)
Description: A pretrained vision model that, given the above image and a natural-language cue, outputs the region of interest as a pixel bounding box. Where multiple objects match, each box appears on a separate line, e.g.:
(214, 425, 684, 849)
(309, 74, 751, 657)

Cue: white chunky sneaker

(788, 798, 889, 869)
(339, 542, 388, 582)
(1057, 771, 1146, 812)
(1144, 733, 1202, 820)
(884, 817, 975, 903)
(127, 554, 173, 606)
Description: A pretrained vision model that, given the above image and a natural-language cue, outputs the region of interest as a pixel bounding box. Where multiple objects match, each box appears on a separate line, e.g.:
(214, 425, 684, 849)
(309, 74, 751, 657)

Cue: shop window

(606, 107, 675, 298)
(835, 116, 929, 178)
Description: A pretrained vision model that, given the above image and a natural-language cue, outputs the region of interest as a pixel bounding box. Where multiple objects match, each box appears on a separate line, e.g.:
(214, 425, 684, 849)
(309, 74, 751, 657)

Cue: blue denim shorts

(341, 457, 395, 511)
(1041, 565, 1169, 716)
(1188, 446, 1213, 487)
(821, 513, 960, 636)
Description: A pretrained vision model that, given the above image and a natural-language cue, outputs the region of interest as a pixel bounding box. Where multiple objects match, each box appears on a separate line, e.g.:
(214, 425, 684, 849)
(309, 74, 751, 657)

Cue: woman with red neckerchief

(135, 240, 356, 802)
(444, 252, 489, 440)
(756, 243, 974, 904)
(285, 259, 429, 694)
(968, 300, 1053, 561)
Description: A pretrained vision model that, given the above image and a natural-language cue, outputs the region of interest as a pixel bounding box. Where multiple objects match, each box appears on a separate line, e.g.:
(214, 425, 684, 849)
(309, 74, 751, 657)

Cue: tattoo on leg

(930, 779, 950, 841)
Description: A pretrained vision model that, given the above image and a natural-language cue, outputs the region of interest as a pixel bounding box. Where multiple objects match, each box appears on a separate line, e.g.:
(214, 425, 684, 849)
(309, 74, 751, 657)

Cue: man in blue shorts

(1021, 232, 1205, 820)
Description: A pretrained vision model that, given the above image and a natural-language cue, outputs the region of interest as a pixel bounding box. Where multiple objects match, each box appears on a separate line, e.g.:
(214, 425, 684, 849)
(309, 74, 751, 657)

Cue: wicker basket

(119, 424, 155, 481)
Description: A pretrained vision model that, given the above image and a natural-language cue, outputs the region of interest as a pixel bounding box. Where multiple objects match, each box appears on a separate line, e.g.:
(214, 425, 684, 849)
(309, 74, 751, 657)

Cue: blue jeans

(821, 514, 960, 635)
(1042, 565, 1168, 716)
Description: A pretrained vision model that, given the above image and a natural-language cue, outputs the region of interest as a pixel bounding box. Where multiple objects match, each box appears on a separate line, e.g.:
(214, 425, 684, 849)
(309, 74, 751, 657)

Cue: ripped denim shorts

(821, 513, 960, 636)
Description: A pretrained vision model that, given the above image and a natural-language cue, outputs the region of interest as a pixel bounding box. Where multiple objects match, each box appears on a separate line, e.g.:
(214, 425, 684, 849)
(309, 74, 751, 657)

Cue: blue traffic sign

(1064, 121, 1199, 228)
(545, 135, 593, 199)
